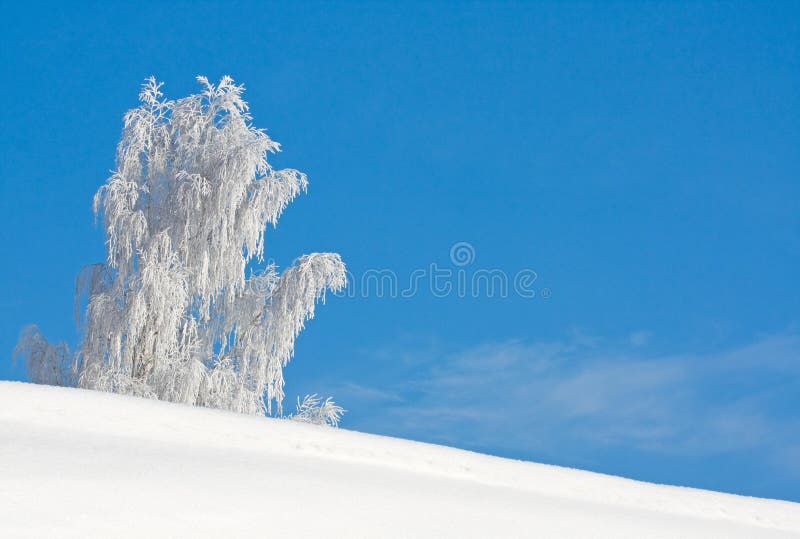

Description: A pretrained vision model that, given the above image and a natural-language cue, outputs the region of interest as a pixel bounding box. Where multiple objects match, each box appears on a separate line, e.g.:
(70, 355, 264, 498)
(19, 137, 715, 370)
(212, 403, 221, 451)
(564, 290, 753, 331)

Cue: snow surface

(1, 381, 798, 538)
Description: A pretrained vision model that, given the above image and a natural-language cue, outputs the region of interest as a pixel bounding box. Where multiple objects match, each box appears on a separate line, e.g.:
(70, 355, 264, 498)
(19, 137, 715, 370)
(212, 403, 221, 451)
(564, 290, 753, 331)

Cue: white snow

(1, 381, 798, 538)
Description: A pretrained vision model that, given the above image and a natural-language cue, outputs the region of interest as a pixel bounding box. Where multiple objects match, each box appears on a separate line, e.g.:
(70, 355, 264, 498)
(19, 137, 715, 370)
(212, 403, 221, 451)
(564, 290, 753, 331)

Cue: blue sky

(1, 2, 798, 501)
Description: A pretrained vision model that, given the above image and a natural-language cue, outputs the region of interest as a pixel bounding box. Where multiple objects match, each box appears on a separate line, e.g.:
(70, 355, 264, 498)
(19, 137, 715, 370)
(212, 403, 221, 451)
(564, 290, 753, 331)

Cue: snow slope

(0, 382, 798, 538)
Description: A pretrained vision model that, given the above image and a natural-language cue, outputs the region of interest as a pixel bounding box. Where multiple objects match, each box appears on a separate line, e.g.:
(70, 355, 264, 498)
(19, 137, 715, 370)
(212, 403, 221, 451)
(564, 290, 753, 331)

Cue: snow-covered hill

(0, 382, 798, 538)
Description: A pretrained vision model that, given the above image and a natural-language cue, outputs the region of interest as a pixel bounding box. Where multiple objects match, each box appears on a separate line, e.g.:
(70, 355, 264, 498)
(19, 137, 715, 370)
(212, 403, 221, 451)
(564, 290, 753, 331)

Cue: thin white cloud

(335, 330, 800, 464)
(338, 382, 403, 403)
(628, 330, 653, 347)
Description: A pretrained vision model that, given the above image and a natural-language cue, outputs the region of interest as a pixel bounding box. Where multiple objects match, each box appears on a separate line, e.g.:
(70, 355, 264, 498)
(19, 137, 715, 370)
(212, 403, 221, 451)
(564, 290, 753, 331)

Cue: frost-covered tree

(291, 394, 345, 427)
(13, 326, 75, 388)
(17, 76, 346, 417)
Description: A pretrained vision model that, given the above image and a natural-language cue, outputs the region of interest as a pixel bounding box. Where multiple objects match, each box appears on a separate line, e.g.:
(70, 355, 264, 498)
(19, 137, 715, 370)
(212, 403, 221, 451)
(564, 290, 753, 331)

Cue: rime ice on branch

(17, 76, 346, 416)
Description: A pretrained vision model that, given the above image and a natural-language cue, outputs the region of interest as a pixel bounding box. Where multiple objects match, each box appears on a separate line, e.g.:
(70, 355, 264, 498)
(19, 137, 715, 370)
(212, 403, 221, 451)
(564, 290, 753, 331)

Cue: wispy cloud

(331, 330, 800, 466)
(338, 382, 403, 403)
(628, 330, 653, 347)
